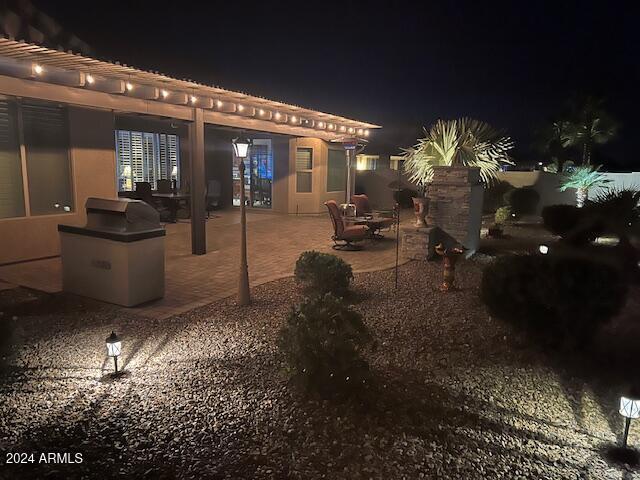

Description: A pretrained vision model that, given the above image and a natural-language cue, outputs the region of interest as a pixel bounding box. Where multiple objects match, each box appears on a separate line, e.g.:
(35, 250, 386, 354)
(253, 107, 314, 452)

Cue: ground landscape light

(620, 395, 640, 448)
(106, 331, 122, 373)
(538, 244, 549, 255)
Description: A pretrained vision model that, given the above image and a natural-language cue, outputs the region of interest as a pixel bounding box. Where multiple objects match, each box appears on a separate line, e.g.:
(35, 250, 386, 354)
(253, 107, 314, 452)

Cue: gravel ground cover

(0, 259, 638, 479)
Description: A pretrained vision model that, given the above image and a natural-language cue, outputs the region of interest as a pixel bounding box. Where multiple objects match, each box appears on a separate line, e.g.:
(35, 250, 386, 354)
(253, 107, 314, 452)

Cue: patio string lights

(620, 394, 640, 448)
(106, 331, 122, 374)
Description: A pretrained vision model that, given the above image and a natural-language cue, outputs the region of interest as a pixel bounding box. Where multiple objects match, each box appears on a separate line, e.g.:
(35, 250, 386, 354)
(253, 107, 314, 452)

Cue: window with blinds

(0, 99, 25, 219)
(295, 148, 313, 193)
(327, 149, 346, 192)
(115, 130, 180, 191)
(22, 102, 74, 215)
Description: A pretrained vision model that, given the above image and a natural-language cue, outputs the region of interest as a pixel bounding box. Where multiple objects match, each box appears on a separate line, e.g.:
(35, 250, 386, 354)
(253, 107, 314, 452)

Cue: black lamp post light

(105, 331, 122, 374)
(232, 134, 252, 306)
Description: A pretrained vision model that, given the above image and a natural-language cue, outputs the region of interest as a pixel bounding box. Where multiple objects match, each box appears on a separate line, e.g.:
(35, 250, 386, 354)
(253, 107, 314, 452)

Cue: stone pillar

(401, 225, 442, 260)
(426, 166, 484, 254)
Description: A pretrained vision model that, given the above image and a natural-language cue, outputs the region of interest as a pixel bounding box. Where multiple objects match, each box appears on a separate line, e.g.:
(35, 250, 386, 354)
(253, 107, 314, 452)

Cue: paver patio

(0, 209, 410, 319)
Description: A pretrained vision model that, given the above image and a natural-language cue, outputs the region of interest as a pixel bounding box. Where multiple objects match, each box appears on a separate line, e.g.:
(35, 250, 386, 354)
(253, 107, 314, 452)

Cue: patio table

(152, 192, 190, 223)
(343, 215, 393, 238)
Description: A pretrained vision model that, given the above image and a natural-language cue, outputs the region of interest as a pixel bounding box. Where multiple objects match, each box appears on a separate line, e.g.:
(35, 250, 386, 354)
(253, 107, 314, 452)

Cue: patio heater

(232, 134, 252, 306)
(331, 136, 367, 214)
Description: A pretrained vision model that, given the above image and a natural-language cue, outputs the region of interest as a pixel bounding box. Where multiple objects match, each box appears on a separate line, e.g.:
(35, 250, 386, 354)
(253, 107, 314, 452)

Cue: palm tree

(559, 165, 611, 207)
(534, 120, 572, 171)
(560, 96, 618, 166)
(402, 118, 514, 188)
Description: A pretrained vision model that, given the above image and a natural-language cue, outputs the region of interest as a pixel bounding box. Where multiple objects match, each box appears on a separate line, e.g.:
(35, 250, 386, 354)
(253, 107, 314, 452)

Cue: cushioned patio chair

(324, 200, 369, 250)
(351, 194, 396, 234)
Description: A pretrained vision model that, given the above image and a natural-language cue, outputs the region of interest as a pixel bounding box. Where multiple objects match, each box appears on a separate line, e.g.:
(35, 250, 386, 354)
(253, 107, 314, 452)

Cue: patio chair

(324, 200, 369, 250)
(135, 182, 171, 222)
(206, 179, 221, 218)
(351, 194, 396, 234)
(156, 179, 172, 193)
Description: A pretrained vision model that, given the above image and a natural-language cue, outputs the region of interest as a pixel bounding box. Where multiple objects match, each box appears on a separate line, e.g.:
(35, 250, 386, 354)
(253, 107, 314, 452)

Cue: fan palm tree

(402, 118, 514, 188)
(560, 96, 618, 166)
(559, 165, 611, 207)
(534, 120, 572, 171)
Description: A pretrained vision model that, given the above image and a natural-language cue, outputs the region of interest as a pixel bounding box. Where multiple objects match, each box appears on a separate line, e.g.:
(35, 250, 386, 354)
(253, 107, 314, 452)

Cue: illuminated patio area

(0, 209, 410, 318)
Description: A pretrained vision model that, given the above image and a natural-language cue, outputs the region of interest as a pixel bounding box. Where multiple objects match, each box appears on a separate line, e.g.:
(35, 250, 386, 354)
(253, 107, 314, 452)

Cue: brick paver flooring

(0, 210, 410, 318)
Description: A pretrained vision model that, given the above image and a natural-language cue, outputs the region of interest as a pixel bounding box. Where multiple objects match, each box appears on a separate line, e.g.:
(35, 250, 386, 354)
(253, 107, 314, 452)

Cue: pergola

(0, 36, 380, 254)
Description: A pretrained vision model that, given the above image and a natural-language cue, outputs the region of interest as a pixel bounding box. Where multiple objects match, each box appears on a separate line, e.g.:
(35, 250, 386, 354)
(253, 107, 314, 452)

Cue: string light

(290, 115, 297, 123)
(318, 122, 325, 128)
(364, 130, 370, 137)
(237, 104, 244, 112)
(33, 64, 43, 75)
(258, 109, 265, 116)
(274, 112, 281, 120)
(190, 95, 197, 104)
(125, 82, 133, 91)
(85, 74, 95, 84)
(339, 125, 346, 132)
(216, 100, 223, 108)
(161, 89, 169, 98)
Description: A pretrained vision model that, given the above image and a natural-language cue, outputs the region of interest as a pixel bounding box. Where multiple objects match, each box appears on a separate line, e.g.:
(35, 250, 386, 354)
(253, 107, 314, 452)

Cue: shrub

(483, 180, 514, 213)
(504, 187, 540, 216)
(494, 206, 512, 225)
(542, 204, 582, 237)
(294, 251, 353, 297)
(277, 294, 373, 399)
(481, 254, 627, 349)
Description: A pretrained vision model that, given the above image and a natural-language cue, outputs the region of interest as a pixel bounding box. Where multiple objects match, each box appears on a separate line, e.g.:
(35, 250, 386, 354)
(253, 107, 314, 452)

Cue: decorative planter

(412, 197, 429, 227)
(434, 243, 466, 291)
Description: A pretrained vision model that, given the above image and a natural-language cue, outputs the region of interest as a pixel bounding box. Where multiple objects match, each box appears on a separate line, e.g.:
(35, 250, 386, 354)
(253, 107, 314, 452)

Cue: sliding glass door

(232, 139, 272, 208)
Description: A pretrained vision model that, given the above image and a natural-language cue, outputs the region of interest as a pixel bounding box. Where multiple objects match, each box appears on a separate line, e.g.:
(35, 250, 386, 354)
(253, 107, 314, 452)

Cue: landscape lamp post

(233, 135, 252, 306)
(106, 331, 122, 373)
(620, 395, 640, 448)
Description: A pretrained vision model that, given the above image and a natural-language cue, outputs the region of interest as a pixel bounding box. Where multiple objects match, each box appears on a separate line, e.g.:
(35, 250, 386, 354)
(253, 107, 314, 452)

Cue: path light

(538, 244, 549, 255)
(106, 331, 122, 373)
(620, 394, 640, 448)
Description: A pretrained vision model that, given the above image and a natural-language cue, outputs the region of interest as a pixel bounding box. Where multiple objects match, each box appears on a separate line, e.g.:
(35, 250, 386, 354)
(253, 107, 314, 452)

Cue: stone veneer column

(426, 166, 484, 254)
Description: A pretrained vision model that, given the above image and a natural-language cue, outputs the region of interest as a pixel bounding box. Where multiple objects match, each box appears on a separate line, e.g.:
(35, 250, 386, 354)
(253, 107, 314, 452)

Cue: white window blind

(295, 148, 313, 193)
(0, 99, 25, 218)
(115, 130, 180, 191)
(327, 149, 346, 192)
(22, 102, 74, 215)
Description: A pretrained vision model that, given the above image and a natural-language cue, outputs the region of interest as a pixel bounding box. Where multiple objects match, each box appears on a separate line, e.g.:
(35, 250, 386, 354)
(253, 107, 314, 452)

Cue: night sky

(33, 0, 639, 169)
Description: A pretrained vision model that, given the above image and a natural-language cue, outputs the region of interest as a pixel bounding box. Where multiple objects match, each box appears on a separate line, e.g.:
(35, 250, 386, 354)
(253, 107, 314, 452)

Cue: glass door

(232, 139, 272, 208)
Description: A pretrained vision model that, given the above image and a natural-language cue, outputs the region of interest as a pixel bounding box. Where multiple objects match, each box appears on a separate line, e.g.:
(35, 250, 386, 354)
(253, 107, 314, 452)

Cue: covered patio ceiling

(0, 36, 380, 139)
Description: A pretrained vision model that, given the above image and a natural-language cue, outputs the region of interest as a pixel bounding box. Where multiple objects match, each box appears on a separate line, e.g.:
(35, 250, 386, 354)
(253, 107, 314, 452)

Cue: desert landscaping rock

(0, 260, 637, 479)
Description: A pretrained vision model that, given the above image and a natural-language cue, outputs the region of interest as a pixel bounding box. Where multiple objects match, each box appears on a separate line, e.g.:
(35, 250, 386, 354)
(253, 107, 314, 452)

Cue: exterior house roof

(0, 36, 380, 136)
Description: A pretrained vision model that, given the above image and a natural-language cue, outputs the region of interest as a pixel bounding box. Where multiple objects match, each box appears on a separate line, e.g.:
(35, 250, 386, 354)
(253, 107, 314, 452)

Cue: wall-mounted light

(318, 122, 325, 128)
(290, 115, 297, 123)
(125, 82, 133, 91)
(85, 74, 95, 84)
(339, 125, 346, 132)
(216, 100, 223, 108)
(258, 109, 265, 116)
(328, 124, 335, 130)
(190, 95, 198, 104)
(348, 127, 355, 134)
(274, 112, 281, 120)
(161, 89, 169, 98)
(33, 64, 43, 75)
(237, 104, 245, 112)
(364, 130, 370, 137)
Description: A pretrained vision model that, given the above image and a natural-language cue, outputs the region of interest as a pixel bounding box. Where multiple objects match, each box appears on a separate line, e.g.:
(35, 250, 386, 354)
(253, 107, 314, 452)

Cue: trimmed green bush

(542, 204, 582, 237)
(481, 254, 627, 349)
(278, 294, 372, 399)
(504, 187, 540, 216)
(295, 251, 353, 297)
(494, 206, 512, 225)
(483, 180, 514, 213)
